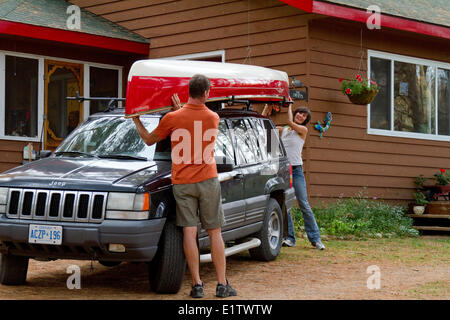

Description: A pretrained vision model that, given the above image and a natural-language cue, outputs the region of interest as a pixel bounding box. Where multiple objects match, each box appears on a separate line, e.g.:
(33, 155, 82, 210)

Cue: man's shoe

(315, 241, 326, 250)
(216, 280, 237, 298)
(282, 239, 296, 247)
(190, 282, 204, 298)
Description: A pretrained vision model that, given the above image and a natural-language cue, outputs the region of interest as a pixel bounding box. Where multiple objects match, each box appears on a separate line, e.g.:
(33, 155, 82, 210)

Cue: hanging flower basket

(347, 88, 379, 105)
(340, 75, 379, 105)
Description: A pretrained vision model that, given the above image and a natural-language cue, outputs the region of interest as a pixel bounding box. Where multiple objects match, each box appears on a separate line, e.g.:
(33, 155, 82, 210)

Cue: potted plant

(433, 168, 450, 200)
(339, 75, 379, 105)
(413, 192, 429, 214)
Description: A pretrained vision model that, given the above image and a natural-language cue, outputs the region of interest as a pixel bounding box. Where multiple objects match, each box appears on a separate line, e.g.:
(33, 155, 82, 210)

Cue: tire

(0, 253, 29, 285)
(249, 198, 283, 261)
(98, 261, 121, 267)
(148, 221, 186, 293)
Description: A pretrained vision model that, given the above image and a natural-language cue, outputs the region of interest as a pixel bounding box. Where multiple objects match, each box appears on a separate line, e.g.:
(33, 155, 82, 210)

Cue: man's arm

(131, 93, 182, 146)
(132, 117, 163, 146)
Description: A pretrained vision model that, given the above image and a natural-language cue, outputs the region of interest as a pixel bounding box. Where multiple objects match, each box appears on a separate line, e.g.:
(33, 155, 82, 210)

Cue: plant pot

(347, 88, 379, 105)
(413, 205, 425, 215)
(433, 184, 450, 200)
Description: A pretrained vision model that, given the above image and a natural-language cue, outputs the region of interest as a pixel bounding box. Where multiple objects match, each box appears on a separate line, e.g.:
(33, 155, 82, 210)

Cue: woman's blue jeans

(286, 165, 321, 245)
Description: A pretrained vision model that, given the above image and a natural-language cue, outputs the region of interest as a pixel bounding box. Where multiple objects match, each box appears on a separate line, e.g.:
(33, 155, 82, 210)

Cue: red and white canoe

(125, 59, 290, 116)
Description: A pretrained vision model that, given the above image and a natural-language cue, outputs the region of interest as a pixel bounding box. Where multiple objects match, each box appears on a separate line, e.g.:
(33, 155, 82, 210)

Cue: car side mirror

(38, 150, 52, 159)
(215, 156, 234, 173)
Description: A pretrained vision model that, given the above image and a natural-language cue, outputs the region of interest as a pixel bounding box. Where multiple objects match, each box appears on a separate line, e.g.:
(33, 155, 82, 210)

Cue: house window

(4, 55, 39, 138)
(89, 66, 119, 114)
(368, 51, 450, 141)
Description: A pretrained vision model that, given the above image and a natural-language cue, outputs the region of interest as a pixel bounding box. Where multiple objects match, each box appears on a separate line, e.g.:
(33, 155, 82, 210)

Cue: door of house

(44, 60, 83, 151)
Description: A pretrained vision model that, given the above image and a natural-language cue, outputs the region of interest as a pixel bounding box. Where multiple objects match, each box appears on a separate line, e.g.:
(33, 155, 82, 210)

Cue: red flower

(345, 88, 352, 94)
(440, 168, 446, 173)
(356, 74, 362, 80)
(339, 78, 343, 83)
(358, 78, 363, 82)
(370, 79, 377, 85)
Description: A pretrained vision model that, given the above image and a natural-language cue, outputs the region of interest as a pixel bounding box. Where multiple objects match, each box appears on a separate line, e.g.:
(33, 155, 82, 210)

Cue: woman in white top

(262, 104, 325, 250)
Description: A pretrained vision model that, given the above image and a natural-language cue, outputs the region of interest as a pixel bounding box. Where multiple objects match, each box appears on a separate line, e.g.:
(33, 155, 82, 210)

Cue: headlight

(0, 188, 8, 213)
(106, 192, 150, 220)
(0, 187, 8, 205)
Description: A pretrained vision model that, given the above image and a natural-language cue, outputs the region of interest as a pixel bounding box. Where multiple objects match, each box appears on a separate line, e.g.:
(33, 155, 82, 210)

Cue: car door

(230, 118, 268, 224)
(198, 119, 245, 239)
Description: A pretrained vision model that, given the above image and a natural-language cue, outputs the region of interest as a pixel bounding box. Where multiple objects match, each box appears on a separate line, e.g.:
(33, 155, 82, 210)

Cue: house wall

(63, 1, 450, 204)
(306, 17, 450, 205)
(0, 35, 143, 172)
(72, 0, 316, 192)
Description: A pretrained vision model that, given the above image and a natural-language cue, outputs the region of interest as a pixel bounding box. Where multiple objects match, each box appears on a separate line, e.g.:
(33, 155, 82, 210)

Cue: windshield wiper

(54, 151, 98, 158)
(97, 154, 148, 161)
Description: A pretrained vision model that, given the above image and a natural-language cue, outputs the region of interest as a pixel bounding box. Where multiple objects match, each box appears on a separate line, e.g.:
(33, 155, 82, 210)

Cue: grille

(6, 189, 107, 223)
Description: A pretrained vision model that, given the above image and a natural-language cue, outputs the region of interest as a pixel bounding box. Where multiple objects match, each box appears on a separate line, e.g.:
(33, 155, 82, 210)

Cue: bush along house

(0, 0, 149, 171)
(2, 0, 450, 206)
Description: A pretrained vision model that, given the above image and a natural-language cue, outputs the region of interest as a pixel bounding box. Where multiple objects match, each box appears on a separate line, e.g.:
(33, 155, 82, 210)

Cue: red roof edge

(0, 20, 150, 55)
(280, 0, 450, 40)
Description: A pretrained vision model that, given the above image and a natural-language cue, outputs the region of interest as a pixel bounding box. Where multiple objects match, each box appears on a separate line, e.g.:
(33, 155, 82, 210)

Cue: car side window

(231, 119, 258, 165)
(250, 118, 269, 161)
(262, 119, 283, 158)
(215, 120, 235, 164)
(244, 118, 264, 161)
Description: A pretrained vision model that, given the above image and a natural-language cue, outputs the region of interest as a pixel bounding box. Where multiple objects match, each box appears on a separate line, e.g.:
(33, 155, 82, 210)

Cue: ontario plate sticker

(28, 224, 62, 245)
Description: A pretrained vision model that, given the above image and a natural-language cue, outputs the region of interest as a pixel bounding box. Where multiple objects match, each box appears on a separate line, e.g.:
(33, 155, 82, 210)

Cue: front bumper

(0, 214, 166, 262)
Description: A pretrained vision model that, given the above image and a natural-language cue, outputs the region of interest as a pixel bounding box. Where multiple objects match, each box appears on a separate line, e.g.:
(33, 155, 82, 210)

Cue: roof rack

(66, 91, 126, 112)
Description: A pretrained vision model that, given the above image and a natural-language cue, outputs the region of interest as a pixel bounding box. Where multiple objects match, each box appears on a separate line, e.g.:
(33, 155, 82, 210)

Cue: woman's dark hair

(293, 106, 311, 125)
(189, 74, 211, 99)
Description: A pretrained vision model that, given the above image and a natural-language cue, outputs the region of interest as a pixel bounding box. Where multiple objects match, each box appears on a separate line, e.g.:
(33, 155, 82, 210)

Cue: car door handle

(233, 173, 244, 180)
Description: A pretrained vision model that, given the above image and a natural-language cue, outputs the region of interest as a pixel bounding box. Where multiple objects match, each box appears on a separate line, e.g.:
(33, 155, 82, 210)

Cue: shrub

(292, 193, 419, 239)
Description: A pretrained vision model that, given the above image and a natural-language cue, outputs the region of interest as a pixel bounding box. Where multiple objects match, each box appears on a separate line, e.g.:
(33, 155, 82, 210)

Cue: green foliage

(340, 74, 378, 96)
(414, 174, 427, 188)
(292, 193, 419, 239)
(413, 192, 429, 206)
(433, 169, 450, 185)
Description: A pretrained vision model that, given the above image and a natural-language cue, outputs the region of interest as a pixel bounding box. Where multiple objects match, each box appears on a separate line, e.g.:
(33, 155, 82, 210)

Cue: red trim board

(279, 0, 450, 40)
(0, 20, 150, 55)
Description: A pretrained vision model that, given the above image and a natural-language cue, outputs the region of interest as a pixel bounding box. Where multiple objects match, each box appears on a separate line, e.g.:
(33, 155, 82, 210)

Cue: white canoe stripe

(128, 59, 289, 83)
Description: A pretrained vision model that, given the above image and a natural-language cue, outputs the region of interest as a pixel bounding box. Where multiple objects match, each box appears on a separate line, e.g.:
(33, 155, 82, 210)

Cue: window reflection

(231, 119, 257, 165)
(215, 120, 235, 163)
(394, 62, 435, 134)
(56, 117, 171, 160)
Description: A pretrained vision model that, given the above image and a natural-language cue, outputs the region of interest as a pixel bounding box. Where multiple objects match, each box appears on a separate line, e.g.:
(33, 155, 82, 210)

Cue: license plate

(28, 224, 63, 245)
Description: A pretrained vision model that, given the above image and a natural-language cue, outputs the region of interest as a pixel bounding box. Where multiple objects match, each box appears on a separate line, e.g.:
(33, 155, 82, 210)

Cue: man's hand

(171, 93, 182, 111)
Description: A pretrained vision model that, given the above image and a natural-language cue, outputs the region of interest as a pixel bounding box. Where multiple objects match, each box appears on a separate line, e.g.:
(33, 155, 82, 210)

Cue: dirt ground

(0, 236, 448, 300)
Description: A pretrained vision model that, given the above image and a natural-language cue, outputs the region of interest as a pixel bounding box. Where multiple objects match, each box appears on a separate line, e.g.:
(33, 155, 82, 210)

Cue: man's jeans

(286, 165, 321, 245)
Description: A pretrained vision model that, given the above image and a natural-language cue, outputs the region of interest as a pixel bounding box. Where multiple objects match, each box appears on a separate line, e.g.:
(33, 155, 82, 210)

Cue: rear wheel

(249, 198, 283, 261)
(0, 253, 29, 285)
(148, 221, 186, 293)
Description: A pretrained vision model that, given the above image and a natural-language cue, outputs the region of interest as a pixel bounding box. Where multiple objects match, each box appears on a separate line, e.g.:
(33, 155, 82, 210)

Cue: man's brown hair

(189, 74, 211, 99)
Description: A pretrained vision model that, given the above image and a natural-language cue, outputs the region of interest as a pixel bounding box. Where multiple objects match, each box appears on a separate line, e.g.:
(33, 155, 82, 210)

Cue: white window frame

(0, 49, 122, 143)
(367, 49, 450, 142)
(161, 49, 226, 62)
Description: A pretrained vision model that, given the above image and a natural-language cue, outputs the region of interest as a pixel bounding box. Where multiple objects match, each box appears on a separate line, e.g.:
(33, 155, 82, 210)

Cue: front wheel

(249, 198, 283, 261)
(0, 253, 29, 285)
(148, 221, 186, 293)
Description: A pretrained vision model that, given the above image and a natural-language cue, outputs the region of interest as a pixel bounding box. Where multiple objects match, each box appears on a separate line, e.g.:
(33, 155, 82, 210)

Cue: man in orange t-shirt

(132, 74, 236, 298)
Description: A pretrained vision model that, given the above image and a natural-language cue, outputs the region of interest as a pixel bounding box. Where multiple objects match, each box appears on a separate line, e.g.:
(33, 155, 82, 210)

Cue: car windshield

(55, 116, 171, 161)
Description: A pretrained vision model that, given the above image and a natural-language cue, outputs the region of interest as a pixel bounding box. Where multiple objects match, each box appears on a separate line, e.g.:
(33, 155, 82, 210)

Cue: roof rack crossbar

(66, 91, 126, 112)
